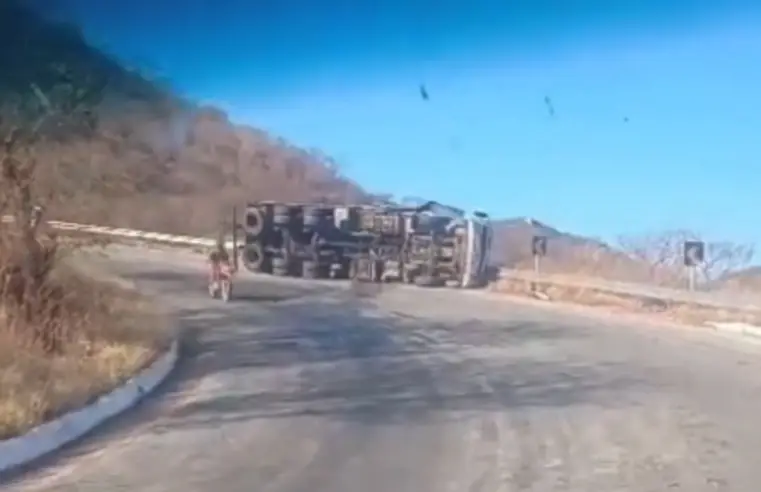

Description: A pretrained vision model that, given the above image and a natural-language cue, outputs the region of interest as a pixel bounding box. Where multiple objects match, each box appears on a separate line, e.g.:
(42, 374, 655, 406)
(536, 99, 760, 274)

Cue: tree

(618, 229, 755, 287)
(0, 56, 129, 321)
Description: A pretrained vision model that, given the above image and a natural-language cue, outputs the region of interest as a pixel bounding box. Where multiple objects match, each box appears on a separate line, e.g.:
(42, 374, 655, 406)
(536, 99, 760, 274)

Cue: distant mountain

(490, 217, 608, 266)
(487, 216, 661, 282)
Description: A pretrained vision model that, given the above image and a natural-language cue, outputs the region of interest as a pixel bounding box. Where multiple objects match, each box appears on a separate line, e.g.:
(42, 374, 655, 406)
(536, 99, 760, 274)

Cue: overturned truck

(238, 200, 492, 288)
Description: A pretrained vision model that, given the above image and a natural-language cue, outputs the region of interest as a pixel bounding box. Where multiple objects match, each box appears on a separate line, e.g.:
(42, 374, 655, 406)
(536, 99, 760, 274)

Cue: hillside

(714, 266, 761, 291)
(5, 2, 749, 289)
(490, 217, 605, 266)
(489, 217, 671, 283)
(1, 1, 370, 236)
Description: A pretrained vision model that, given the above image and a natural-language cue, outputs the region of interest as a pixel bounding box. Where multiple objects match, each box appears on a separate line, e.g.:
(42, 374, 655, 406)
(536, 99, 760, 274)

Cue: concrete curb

(0, 339, 179, 475)
(708, 322, 761, 341)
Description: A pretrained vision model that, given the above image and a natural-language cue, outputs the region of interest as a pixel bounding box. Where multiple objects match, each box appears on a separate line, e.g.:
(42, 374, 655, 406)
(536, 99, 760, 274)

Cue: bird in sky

(419, 84, 429, 101)
(543, 96, 555, 117)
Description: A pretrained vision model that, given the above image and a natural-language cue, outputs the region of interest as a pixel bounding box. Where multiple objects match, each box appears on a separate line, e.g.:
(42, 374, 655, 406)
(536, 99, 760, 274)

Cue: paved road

(6, 246, 761, 491)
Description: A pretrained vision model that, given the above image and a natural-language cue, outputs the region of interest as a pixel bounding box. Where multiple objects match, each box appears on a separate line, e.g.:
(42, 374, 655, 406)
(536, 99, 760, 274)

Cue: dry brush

(494, 229, 757, 324)
(0, 66, 168, 440)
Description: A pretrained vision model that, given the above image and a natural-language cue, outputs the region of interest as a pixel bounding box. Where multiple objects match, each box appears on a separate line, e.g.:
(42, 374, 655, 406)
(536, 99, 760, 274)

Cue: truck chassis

(236, 201, 470, 287)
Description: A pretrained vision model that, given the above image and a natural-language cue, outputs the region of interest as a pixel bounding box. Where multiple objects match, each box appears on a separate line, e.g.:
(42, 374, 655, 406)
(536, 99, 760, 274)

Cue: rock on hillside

(1, 1, 370, 236)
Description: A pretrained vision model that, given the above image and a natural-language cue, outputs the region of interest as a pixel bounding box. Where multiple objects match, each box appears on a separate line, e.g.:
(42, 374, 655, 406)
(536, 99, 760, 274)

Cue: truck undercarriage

(237, 200, 486, 288)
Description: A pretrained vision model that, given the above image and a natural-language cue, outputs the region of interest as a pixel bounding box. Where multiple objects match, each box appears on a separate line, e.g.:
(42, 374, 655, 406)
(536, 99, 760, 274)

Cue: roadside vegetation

(0, 2, 173, 440)
(493, 225, 758, 325)
(0, 0, 379, 440)
(0, 121, 170, 439)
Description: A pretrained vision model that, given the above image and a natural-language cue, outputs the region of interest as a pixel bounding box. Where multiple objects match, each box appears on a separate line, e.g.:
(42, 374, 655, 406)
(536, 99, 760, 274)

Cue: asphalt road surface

(6, 246, 761, 492)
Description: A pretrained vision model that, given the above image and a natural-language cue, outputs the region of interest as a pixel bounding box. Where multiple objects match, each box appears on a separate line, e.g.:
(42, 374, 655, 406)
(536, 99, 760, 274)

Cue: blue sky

(50, 0, 761, 245)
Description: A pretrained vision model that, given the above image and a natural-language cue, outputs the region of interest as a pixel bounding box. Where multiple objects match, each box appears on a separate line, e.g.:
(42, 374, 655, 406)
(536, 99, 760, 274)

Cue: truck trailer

(237, 200, 492, 288)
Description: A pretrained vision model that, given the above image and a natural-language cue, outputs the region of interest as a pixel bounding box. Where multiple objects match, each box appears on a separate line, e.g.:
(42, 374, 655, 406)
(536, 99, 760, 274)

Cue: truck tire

(244, 207, 265, 236)
(241, 243, 265, 272)
(273, 204, 290, 226)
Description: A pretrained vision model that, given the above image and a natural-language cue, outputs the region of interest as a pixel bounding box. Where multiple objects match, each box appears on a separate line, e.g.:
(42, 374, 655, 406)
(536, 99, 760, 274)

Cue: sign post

(683, 240, 705, 291)
(530, 235, 548, 296)
(531, 235, 547, 274)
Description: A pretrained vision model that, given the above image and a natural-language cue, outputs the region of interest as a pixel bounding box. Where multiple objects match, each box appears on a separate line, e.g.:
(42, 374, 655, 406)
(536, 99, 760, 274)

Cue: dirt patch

(0, 258, 171, 441)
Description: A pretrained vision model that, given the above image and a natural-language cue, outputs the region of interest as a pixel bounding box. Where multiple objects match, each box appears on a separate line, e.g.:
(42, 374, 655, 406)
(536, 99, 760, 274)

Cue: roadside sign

(532, 235, 547, 257)
(683, 240, 705, 267)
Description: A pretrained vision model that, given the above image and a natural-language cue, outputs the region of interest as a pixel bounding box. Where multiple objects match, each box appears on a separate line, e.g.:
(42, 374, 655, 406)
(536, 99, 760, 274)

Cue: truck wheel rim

(245, 207, 264, 236)
(242, 243, 264, 270)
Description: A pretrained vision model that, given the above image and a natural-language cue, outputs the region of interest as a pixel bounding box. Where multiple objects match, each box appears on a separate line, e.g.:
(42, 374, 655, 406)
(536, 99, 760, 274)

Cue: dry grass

(0, 256, 171, 441)
(492, 276, 761, 327)
(495, 236, 761, 325)
(507, 244, 685, 288)
(497, 224, 757, 295)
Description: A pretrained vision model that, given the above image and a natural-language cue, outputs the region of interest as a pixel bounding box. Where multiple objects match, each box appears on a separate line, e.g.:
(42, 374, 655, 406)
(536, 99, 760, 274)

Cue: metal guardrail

(498, 269, 761, 312)
(5, 214, 759, 312)
(2, 215, 221, 248)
